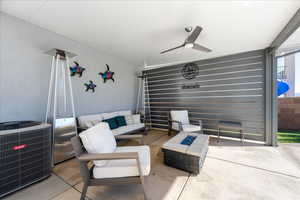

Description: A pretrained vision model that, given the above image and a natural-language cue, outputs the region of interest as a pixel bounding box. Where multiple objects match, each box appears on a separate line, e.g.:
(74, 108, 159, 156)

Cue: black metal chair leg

(168, 128, 172, 136)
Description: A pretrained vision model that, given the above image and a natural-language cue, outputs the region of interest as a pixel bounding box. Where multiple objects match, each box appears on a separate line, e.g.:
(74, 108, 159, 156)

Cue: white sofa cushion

(102, 110, 132, 120)
(132, 114, 141, 124)
(78, 114, 103, 128)
(117, 110, 132, 116)
(91, 119, 102, 126)
(102, 112, 118, 120)
(112, 123, 145, 136)
(125, 115, 134, 125)
(93, 145, 150, 179)
(79, 123, 116, 167)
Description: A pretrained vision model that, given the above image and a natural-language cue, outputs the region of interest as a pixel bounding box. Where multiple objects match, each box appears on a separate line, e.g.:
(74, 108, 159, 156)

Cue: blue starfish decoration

(84, 80, 97, 92)
(99, 64, 115, 83)
(70, 61, 85, 77)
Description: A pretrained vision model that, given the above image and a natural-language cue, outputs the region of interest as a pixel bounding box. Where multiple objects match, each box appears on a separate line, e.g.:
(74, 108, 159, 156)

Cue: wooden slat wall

(143, 49, 266, 142)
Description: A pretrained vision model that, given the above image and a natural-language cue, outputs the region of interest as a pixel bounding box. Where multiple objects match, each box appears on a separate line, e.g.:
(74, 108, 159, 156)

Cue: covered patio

(1, 1, 300, 200)
(4, 130, 300, 200)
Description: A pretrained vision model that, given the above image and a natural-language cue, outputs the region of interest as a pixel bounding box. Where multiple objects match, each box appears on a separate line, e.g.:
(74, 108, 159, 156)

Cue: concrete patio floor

(3, 130, 300, 200)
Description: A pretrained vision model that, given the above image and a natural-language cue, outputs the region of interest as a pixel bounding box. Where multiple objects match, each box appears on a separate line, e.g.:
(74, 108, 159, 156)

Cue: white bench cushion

(125, 115, 134, 125)
(93, 145, 150, 179)
(132, 114, 141, 124)
(112, 123, 145, 136)
(78, 114, 103, 128)
(79, 123, 116, 167)
(117, 110, 132, 116)
(102, 110, 132, 120)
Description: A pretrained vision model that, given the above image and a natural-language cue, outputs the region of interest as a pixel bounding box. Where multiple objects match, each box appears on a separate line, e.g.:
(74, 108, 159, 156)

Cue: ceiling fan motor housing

(185, 26, 193, 32)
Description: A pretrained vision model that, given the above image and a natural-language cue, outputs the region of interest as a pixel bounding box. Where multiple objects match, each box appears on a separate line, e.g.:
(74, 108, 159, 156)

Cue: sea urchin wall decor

(99, 64, 115, 83)
(70, 61, 85, 77)
(84, 80, 97, 92)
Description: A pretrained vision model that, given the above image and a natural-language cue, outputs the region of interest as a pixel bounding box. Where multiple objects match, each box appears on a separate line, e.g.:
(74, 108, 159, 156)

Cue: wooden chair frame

(71, 134, 147, 200)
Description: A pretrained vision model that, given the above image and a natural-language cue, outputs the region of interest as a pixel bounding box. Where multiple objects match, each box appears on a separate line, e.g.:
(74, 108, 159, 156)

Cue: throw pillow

(115, 116, 127, 127)
(132, 114, 141, 124)
(125, 115, 134, 125)
(79, 123, 116, 167)
(103, 118, 119, 129)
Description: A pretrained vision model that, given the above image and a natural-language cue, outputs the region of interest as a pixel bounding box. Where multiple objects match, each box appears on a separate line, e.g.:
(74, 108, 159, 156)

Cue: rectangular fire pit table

(162, 132, 209, 174)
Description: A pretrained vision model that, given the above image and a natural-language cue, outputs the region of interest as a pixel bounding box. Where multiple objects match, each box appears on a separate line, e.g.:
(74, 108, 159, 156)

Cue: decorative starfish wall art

(84, 80, 97, 92)
(70, 61, 85, 77)
(99, 64, 115, 83)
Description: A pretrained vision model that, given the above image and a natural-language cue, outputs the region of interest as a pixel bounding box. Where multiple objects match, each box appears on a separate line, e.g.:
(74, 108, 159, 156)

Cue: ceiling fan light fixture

(161, 26, 211, 54)
(184, 43, 194, 48)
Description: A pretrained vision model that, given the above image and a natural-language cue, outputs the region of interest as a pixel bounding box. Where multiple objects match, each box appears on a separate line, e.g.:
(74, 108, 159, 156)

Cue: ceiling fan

(160, 26, 212, 54)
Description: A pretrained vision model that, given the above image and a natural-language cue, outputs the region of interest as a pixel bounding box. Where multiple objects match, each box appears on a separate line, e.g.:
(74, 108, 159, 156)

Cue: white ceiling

(1, 0, 300, 67)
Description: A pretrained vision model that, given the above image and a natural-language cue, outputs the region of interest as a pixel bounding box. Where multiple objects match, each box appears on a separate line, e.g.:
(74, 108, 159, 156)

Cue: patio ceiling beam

(276, 48, 300, 58)
(270, 8, 300, 50)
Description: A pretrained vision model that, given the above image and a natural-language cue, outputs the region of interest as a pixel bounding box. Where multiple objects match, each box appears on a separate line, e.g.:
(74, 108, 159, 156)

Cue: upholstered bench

(77, 110, 146, 136)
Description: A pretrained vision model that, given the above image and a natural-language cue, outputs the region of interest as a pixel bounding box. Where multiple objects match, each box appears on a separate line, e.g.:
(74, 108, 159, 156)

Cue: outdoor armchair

(168, 110, 202, 135)
(71, 122, 150, 200)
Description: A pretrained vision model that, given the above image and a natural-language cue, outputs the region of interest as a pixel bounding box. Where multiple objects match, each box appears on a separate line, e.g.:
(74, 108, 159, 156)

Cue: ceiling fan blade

(185, 26, 202, 43)
(192, 43, 212, 52)
(160, 44, 185, 54)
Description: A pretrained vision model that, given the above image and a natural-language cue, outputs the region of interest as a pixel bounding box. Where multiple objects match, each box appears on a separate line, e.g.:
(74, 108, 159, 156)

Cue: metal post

(66, 56, 78, 133)
(136, 77, 142, 114)
(52, 54, 59, 166)
(143, 75, 147, 127)
(272, 52, 278, 146)
(62, 57, 67, 114)
(144, 75, 151, 128)
(53, 55, 59, 122)
(45, 56, 55, 123)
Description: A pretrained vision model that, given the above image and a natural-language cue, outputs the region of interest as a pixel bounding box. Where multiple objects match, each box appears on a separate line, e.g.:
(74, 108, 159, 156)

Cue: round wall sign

(181, 63, 199, 80)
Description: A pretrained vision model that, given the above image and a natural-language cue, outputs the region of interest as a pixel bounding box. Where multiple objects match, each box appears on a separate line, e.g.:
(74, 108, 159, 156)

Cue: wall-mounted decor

(99, 64, 115, 83)
(182, 83, 200, 89)
(84, 80, 97, 92)
(181, 62, 199, 80)
(70, 61, 85, 77)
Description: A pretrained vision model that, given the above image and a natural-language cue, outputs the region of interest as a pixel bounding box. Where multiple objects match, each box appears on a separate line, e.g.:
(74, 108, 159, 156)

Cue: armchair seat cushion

(182, 124, 201, 132)
(93, 145, 151, 179)
(173, 124, 201, 132)
(112, 123, 145, 136)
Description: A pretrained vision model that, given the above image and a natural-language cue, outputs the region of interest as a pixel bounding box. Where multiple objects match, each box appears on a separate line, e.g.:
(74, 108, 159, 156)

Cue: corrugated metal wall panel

(143, 49, 266, 142)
